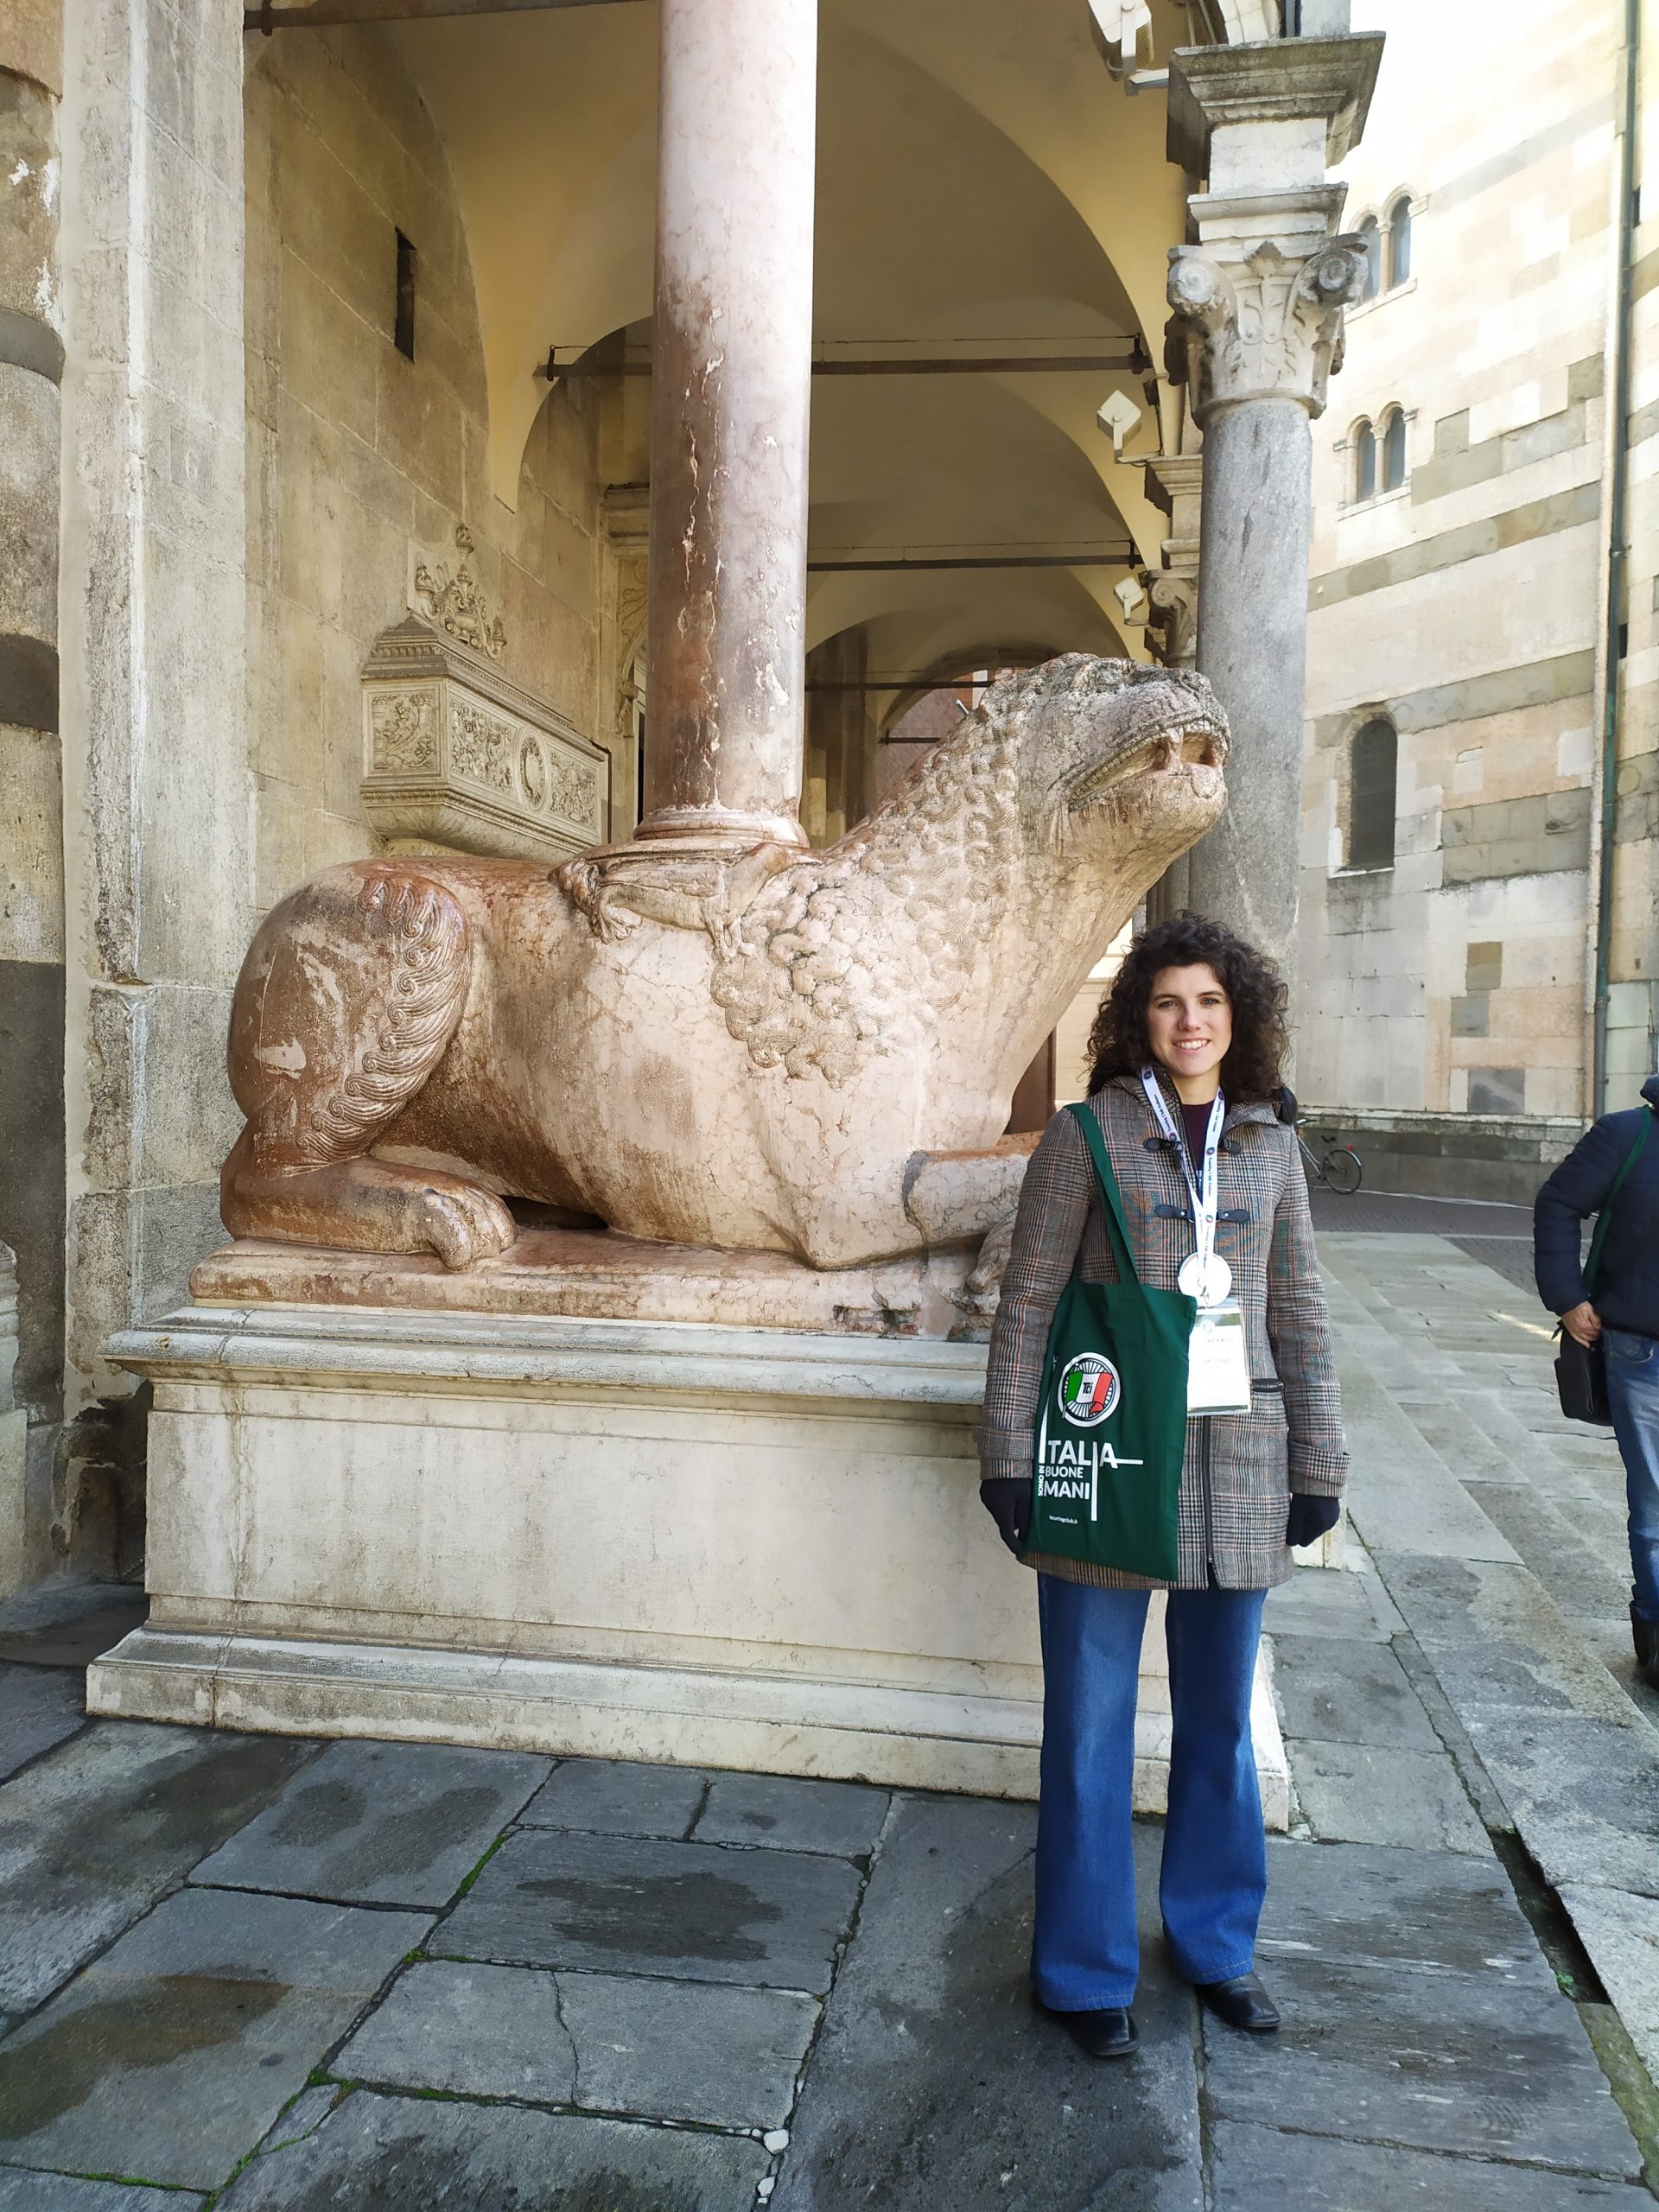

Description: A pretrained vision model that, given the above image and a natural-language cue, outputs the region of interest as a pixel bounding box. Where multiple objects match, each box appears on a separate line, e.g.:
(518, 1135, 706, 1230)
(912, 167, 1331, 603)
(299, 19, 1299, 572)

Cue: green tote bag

(1026, 1103, 1195, 1580)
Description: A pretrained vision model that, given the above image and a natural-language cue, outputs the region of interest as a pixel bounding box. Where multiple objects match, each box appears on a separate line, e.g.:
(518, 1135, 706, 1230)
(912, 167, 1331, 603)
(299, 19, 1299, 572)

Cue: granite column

(1164, 37, 1381, 980)
(639, 0, 817, 851)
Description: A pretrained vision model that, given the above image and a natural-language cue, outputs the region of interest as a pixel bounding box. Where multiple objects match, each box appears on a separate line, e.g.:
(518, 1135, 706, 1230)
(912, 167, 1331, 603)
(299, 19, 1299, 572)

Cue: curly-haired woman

(977, 912, 1347, 2058)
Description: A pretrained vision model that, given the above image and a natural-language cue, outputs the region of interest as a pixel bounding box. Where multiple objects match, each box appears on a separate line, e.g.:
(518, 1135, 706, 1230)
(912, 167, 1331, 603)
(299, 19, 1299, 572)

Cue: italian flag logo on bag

(1058, 1353, 1120, 1426)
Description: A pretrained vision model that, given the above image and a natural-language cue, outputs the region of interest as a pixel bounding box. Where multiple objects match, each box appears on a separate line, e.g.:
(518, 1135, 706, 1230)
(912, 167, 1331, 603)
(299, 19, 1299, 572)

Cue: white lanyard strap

(1140, 1068, 1224, 1279)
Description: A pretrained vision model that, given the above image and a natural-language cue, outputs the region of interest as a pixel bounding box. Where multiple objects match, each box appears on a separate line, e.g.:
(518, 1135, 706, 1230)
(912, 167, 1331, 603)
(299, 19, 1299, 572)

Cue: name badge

(1187, 1298, 1252, 1417)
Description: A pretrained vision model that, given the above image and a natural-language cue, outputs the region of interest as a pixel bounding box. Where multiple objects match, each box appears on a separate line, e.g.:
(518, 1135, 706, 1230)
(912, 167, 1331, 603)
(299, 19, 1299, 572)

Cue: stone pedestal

(86, 1304, 1288, 1825)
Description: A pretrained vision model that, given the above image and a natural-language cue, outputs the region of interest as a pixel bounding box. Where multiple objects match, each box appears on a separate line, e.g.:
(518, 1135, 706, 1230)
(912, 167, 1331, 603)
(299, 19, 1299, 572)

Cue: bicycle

(1295, 1122, 1363, 1195)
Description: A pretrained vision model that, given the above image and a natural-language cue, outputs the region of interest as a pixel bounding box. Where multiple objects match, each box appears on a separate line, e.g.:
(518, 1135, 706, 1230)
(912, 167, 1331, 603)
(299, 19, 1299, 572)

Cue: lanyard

(1140, 1069, 1227, 1300)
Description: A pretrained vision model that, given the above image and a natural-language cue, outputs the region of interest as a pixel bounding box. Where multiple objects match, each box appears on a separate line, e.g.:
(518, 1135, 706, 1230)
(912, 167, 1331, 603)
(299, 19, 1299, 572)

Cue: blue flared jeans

(1032, 1574, 1268, 2010)
(1605, 1328, 1659, 1624)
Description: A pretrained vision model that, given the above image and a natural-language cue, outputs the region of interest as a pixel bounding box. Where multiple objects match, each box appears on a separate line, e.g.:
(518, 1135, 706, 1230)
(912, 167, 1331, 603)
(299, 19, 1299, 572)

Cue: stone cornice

(1167, 35, 1384, 176)
(1138, 452, 1203, 520)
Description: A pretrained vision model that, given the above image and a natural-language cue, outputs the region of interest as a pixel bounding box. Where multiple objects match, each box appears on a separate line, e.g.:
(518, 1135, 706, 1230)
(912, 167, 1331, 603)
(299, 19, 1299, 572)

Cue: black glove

(1286, 1492, 1341, 1549)
(980, 1479, 1031, 1555)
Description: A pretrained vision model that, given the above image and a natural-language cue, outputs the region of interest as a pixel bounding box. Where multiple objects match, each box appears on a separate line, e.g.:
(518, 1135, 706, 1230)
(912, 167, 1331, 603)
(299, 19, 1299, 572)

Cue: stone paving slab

(775, 1800, 1205, 2212)
(1288, 1739, 1492, 1855)
(336, 1958, 575, 2103)
(0, 1584, 148, 1670)
(1466, 1482, 1644, 1637)
(1559, 1885, 1659, 2090)
(1453, 1708, 1659, 1898)
(692, 1770, 888, 1859)
(1202, 1952, 1642, 2178)
(1337, 1364, 1521, 1565)
(216, 2088, 771, 2210)
(1269, 1634, 1442, 1751)
(518, 1756, 712, 1839)
(560, 1969, 817, 2128)
(0, 1723, 319, 2016)
(1259, 1838, 1554, 1987)
(189, 1738, 551, 1907)
(1210, 2119, 1651, 2209)
(437, 1825, 864, 1993)
(1263, 1565, 1403, 1642)
(255, 2082, 342, 2158)
(0, 1663, 85, 1783)
(0, 2177, 207, 2210)
(0, 1885, 430, 2192)
(334, 1955, 817, 2128)
(1373, 1554, 1643, 1724)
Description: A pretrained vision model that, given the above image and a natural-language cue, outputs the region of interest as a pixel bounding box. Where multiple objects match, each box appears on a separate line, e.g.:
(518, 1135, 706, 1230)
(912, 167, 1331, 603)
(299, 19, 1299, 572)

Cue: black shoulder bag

(1554, 1114, 1652, 1424)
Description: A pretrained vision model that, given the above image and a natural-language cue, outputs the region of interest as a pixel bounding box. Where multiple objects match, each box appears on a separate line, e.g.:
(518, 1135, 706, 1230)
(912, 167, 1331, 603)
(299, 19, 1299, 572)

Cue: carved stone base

(87, 1304, 1289, 1820)
(188, 1229, 980, 1339)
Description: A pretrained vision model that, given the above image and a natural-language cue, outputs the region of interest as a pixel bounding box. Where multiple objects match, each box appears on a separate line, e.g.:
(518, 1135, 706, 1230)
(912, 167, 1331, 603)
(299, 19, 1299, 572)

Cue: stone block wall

(1299, 0, 1637, 1152)
(242, 27, 611, 935)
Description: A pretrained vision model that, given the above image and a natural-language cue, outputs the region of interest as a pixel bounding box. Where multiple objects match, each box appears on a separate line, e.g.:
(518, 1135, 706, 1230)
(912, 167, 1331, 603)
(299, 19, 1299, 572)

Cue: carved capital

(1166, 235, 1367, 422)
(1141, 572, 1198, 668)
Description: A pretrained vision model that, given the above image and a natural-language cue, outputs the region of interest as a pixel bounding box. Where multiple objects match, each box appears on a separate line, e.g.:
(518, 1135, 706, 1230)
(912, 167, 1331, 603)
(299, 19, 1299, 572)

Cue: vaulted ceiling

(386, 0, 1211, 685)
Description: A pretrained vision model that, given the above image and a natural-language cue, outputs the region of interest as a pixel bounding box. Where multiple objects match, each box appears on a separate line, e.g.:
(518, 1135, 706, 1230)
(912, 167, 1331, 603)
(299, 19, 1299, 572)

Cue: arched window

(1386, 195, 1413, 287)
(1357, 215, 1381, 302)
(1349, 718, 1398, 870)
(1352, 418, 1376, 503)
(1381, 406, 1408, 493)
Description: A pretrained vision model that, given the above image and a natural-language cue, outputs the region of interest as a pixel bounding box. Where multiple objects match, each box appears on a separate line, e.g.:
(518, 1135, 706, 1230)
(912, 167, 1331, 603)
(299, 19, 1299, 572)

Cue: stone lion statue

(221, 655, 1227, 1273)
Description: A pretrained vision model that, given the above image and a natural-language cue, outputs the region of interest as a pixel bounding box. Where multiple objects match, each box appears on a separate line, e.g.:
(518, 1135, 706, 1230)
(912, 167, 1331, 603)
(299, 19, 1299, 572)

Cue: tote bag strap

(1586, 1109, 1653, 1296)
(1065, 1103, 1143, 1288)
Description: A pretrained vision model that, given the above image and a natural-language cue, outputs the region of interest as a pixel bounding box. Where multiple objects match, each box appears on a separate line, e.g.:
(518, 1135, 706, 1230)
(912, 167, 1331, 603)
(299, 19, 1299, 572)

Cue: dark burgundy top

(1180, 1099, 1216, 1173)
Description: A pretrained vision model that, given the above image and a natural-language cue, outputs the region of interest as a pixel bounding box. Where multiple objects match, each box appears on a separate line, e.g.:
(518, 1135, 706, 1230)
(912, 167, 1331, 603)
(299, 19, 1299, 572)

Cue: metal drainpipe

(1591, 0, 1642, 1114)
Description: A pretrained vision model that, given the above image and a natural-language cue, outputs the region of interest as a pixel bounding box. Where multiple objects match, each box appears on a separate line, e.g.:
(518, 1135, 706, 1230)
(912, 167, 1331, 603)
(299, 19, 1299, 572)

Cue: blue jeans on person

(1605, 1329, 1659, 1624)
(1032, 1575, 1268, 2010)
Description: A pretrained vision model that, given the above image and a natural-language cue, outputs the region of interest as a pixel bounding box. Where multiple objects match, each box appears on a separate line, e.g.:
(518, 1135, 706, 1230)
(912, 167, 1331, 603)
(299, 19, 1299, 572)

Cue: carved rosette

(361, 616, 611, 863)
(1166, 236, 1368, 423)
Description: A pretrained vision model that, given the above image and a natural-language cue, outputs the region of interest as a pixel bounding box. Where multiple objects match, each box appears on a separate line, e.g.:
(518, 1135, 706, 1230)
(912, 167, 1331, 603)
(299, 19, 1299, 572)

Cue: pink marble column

(637, 0, 817, 851)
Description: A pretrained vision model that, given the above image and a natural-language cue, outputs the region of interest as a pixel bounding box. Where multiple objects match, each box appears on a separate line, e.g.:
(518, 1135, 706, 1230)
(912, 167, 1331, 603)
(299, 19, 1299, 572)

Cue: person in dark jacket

(1535, 1073, 1659, 1688)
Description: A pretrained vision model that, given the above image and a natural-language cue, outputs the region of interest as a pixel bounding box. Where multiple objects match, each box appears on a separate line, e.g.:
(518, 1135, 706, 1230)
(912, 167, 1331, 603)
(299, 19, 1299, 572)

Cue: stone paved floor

(2, 1230, 1658, 2207)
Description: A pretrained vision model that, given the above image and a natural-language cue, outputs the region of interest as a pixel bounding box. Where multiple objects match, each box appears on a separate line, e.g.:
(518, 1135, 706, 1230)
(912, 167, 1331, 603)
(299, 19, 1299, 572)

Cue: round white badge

(1179, 1251, 1233, 1307)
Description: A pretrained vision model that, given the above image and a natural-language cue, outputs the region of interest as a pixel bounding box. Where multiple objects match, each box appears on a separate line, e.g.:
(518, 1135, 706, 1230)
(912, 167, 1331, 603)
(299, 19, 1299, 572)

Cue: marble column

(1164, 35, 1381, 978)
(639, 0, 817, 851)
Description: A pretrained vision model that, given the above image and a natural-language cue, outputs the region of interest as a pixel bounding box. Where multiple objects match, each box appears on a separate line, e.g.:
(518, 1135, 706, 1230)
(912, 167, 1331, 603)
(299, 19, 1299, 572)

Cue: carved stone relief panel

(362, 616, 609, 863)
(370, 689, 440, 772)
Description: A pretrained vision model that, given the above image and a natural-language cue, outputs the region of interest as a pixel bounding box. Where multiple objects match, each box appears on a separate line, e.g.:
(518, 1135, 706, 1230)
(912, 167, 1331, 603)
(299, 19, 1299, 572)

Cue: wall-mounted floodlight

(1096, 390, 1144, 459)
(1086, 0, 1153, 66)
(1112, 575, 1147, 625)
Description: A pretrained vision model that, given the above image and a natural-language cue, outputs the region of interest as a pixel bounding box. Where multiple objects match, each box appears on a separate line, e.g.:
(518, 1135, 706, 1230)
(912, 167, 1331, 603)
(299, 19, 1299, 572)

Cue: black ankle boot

(1632, 1607, 1659, 1689)
(1036, 1999, 1138, 2059)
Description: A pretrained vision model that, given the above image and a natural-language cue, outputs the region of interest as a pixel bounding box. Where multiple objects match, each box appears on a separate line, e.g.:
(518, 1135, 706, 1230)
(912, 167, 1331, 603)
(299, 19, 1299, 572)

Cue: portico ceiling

(386, 0, 1198, 676)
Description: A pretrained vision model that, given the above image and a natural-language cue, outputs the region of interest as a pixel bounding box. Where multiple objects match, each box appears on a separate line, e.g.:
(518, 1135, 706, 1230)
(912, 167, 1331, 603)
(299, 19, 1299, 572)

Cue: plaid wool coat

(977, 1071, 1348, 1590)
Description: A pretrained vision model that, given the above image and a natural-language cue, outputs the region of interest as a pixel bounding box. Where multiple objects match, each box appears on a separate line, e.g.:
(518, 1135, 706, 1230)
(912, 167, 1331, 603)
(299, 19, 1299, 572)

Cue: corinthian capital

(1166, 235, 1367, 423)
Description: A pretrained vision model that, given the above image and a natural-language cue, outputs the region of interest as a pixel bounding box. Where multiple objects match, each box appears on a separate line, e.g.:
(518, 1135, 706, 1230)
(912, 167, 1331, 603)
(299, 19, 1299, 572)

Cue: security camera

(1096, 389, 1143, 458)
